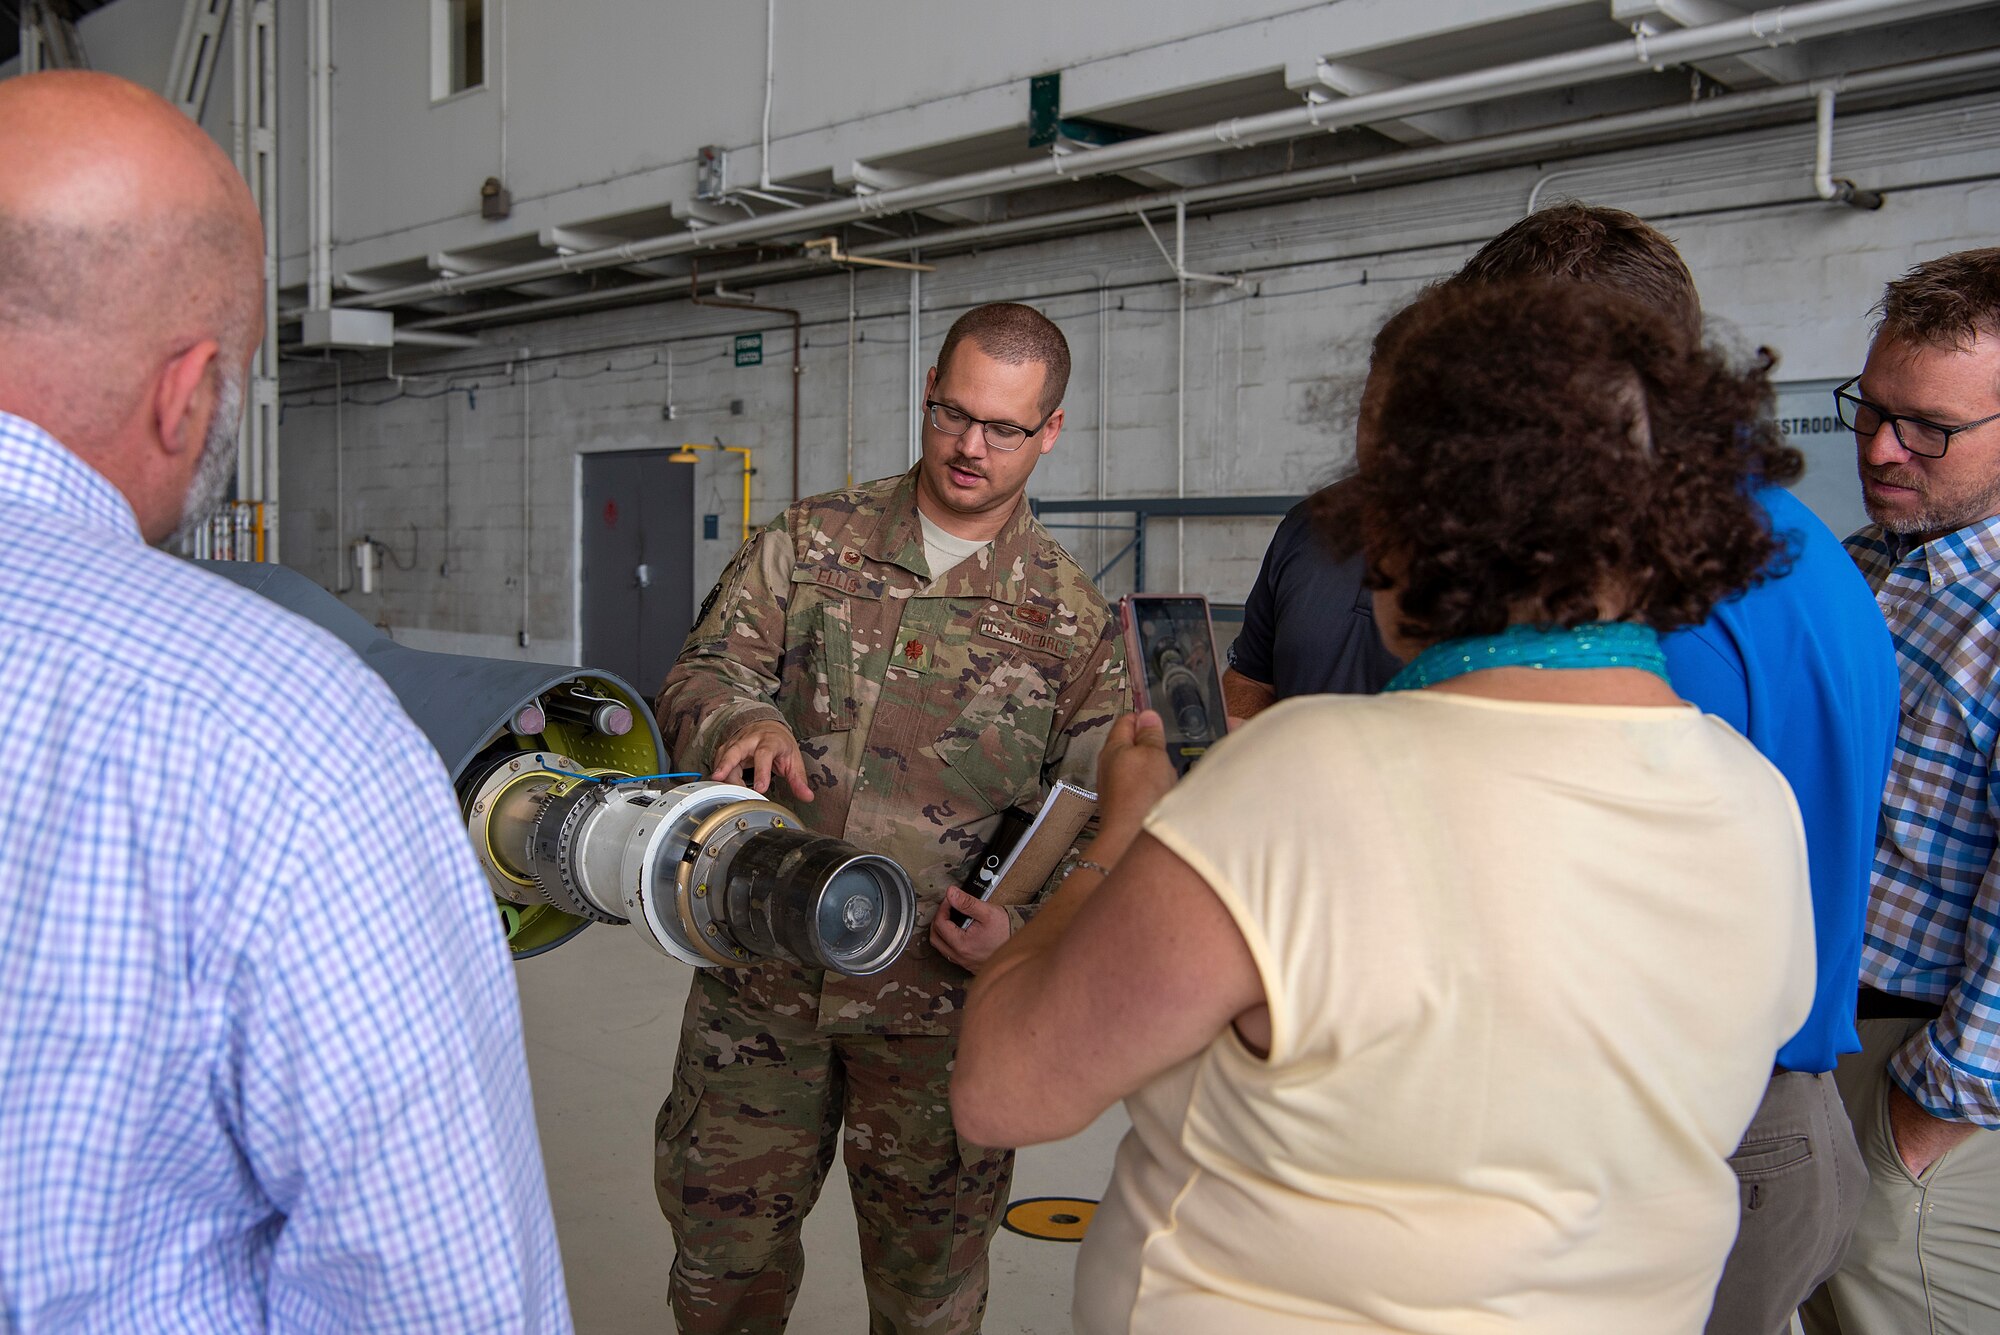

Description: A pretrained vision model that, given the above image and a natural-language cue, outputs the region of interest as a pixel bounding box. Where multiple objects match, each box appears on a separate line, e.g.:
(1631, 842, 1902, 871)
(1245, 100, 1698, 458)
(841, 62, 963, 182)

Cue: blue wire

(532, 762, 599, 781)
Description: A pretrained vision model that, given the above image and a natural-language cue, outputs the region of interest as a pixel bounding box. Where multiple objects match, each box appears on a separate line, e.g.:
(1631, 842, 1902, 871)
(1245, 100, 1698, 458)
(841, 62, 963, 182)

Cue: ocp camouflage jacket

(655, 468, 1129, 1033)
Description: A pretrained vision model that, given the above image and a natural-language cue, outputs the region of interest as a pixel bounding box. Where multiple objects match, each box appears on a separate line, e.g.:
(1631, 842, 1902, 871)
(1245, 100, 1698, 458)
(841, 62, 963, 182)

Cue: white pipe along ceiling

(397, 41, 2000, 336)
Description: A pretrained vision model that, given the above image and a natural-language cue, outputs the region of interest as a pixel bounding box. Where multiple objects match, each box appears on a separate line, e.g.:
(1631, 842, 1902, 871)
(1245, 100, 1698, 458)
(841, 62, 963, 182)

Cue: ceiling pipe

(759, 0, 776, 191)
(308, 0, 332, 311)
(689, 260, 802, 505)
(400, 44, 2000, 336)
(1815, 86, 1886, 208)
(803, 236, 934, 272)
(340, 0, 1983, 314)
(906, 260, 922, 470)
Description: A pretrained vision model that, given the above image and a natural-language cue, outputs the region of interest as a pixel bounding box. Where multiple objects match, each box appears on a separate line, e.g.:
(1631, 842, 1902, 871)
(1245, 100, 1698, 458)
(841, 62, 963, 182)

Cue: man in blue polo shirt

(1662, 479, 1897, 1334)
(1231, 204, 1899, 1335)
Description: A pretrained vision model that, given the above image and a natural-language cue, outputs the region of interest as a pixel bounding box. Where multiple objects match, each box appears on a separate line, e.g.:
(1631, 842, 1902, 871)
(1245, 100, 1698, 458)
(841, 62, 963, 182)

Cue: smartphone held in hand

(1120, 594, 1229, 776)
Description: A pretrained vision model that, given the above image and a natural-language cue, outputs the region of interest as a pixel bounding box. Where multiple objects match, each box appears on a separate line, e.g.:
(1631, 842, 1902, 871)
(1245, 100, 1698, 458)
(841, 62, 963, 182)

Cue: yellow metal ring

(477, 770, 569, 888)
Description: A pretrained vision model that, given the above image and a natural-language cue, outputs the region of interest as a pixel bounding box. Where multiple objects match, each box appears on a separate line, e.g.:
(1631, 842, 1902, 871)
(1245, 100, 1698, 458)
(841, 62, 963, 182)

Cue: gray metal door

(581, 449, 693, 702)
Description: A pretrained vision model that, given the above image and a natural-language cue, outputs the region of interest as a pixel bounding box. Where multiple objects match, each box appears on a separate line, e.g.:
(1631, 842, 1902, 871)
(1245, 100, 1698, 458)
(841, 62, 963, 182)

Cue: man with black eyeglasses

(652, 301, 1127, 1334)
(1804, 247, 2000, 1335)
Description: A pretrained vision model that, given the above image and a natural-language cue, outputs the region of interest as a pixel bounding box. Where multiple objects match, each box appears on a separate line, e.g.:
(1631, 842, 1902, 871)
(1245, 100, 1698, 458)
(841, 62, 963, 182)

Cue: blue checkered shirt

(0, 413, 572, 1330)
(1849, 515, 2000, 1126)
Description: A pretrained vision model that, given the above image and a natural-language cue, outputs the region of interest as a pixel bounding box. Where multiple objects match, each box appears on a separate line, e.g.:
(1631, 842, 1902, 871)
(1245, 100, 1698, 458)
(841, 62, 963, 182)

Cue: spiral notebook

(966, 779, 1100, 910)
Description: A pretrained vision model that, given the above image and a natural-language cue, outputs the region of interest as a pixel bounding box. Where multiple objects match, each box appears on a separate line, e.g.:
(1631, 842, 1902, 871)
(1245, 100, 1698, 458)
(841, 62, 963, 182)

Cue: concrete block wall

(276, 90, 2000, 664)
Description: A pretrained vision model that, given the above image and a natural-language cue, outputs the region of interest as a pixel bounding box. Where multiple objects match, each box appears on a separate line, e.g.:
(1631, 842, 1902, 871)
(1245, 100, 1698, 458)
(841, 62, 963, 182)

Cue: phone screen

(1121, 595, 1228, 775)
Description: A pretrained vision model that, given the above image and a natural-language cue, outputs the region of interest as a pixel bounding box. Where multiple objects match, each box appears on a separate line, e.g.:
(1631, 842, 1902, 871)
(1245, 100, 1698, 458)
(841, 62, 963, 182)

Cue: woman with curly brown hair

(954, 278, 1818, 1334)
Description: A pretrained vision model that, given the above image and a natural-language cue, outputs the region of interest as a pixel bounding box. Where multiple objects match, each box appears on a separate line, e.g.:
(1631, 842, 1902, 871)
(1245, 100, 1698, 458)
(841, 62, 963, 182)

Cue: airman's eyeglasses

(924, 400, 1054, 452)
(1835, 376, 2000, 459)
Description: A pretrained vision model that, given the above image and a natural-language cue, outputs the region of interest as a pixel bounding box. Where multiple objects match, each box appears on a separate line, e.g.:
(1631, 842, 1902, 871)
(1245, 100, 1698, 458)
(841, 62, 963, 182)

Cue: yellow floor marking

(1002, 1196, 1098, 1242)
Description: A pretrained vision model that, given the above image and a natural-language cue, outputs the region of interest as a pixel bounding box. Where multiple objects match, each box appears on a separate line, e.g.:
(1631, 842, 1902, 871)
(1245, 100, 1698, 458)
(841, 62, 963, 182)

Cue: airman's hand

(930, 886, 1012, 973)
(712, 719, 815, 802)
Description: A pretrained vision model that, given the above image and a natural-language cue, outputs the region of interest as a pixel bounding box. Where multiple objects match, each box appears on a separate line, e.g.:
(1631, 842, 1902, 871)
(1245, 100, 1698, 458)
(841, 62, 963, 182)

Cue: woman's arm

(952, 715, 1267, 1148)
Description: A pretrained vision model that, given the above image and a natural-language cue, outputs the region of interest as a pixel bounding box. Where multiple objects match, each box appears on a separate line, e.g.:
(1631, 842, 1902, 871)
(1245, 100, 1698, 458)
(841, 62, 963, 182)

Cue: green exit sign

(734, 332, 763, 367)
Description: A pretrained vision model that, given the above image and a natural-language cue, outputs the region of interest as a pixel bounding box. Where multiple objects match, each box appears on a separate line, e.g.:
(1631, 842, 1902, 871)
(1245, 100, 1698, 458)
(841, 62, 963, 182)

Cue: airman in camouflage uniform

(654, 303, 1128, 1334)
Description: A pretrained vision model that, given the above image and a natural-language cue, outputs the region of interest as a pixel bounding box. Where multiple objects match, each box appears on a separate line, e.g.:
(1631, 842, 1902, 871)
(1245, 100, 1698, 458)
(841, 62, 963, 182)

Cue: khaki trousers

(1704, 1070, 1866, 1335)
(1800, 1016, 2000, 1335)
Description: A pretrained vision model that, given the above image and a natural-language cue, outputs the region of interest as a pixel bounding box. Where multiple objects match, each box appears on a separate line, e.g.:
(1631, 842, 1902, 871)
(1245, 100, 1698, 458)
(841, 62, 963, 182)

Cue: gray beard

(166, 368, 245, 550)
(1868, 468, 2000, 540)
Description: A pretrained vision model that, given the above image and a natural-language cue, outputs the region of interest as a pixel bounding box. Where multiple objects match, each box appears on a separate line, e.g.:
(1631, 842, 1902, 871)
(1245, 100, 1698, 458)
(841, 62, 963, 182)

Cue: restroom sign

(734, 332, 763, 367)
(1774, 378, 1866, 540)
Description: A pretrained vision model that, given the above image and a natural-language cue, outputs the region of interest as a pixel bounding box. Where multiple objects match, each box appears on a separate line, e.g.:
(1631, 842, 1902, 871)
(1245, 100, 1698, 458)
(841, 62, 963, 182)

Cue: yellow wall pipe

(671, 443, 756, 542)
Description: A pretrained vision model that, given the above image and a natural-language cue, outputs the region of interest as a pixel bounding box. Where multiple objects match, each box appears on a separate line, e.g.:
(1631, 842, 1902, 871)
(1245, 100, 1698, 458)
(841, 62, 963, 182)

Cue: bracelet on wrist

(1064, 858, 1112, 883)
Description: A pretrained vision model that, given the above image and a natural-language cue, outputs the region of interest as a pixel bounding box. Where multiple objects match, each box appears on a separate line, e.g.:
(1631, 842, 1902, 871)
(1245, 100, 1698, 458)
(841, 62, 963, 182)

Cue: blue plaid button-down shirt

(1850, 515, 2000, 1126)
(0, 413, 571, 1330)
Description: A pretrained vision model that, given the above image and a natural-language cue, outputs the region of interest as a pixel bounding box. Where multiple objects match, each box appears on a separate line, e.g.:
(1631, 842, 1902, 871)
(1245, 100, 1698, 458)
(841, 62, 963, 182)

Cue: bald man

(0, 74, 570, 1330)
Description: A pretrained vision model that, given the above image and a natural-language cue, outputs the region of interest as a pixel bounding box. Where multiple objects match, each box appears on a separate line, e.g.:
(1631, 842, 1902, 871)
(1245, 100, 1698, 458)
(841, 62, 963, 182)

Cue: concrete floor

(519, 927, 1817, 1335)
(517, 924, 1129, 1334)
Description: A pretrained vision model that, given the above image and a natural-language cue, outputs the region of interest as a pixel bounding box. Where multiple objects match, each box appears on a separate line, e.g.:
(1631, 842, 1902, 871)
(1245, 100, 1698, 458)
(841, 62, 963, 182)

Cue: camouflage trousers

(656, 969, 1015, 1335)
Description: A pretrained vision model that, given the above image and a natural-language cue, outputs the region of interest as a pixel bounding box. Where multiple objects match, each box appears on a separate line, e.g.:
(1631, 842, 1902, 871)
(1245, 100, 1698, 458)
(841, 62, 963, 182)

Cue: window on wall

(432, 0, 485, 100)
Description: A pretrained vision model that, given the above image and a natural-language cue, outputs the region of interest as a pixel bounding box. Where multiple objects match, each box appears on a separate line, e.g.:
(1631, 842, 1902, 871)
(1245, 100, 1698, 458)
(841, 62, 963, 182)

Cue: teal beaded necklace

(1384, 621, 1669, 693)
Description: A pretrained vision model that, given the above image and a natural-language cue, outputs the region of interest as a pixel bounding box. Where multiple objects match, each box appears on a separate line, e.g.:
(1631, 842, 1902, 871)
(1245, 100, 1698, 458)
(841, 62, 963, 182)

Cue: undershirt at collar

(918, 509, 991, 582)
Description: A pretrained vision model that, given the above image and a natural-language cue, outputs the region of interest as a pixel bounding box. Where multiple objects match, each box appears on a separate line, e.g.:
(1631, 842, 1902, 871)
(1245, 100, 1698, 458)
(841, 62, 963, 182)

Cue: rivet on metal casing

(704, 924, 719, 936)
(695, 884, 708, 898)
